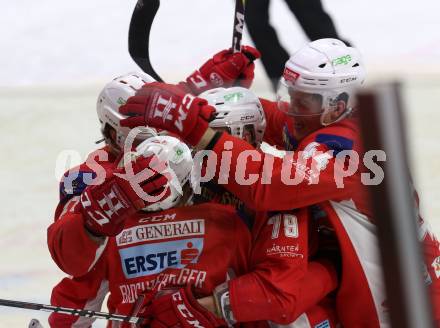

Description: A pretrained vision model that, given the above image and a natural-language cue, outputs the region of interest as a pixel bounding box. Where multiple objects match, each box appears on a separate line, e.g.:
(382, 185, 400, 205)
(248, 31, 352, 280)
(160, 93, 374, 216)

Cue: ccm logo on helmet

(340, 77, 357, 84)
(240, 115, 255, 121)
(173, 291, 205, 328)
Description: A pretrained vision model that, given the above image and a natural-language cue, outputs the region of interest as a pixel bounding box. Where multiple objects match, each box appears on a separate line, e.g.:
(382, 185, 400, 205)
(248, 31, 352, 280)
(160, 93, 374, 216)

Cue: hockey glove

(181, 46, 261, 95)
(120, 82, 215, 146)
(81, 155, 170, 237)
(147, 285, 226, 328)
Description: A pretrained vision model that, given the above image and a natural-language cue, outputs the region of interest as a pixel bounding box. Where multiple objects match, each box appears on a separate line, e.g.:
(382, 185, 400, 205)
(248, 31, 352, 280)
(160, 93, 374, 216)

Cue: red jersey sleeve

(49, 148, 115, 276)
(47, 196, 108, 277)
(57, 147, 113, 210)
(211, 129, 362, 212)
(416, 187, 440, 321)
(49, 259, 108, 328)
(228, 210, 338, 324)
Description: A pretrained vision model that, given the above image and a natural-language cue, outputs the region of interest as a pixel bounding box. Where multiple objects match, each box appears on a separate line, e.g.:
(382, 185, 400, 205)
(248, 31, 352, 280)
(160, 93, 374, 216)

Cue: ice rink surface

(1, 0, 440, 326)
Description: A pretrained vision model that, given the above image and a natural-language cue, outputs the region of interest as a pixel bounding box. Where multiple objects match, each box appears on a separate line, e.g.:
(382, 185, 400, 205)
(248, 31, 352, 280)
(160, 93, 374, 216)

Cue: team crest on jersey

(119, 238, 204, 279)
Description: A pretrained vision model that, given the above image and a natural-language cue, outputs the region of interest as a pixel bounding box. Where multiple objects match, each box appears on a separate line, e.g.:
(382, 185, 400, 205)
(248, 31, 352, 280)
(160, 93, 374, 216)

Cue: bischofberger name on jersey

(119, 238, 204, 279)
(117, 219, 205, 246)
(119, 268, 207, 304)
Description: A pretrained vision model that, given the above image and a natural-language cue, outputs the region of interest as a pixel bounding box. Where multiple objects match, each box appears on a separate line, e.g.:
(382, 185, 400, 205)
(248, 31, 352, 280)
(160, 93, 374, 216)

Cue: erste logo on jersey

(120, 238, 204, 279)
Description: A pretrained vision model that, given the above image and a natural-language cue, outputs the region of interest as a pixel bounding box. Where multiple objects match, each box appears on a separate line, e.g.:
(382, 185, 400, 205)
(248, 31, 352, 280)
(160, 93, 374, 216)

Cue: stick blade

(128, 0, 164, 82)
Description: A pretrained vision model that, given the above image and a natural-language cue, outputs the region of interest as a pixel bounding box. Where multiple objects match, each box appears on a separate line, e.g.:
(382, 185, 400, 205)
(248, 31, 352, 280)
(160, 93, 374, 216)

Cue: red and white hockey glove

(145, 286, 226, 328)
(181, 46, 261, 95)
(80, 155, 169, 237)
(120, 82, 215, 146)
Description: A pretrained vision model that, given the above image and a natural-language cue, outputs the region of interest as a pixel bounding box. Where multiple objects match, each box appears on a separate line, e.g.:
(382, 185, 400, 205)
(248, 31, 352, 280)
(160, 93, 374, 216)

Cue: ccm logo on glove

(172, 290, 204, 327)
(149, 93, 195, 134)
(121, 83, 215, 146)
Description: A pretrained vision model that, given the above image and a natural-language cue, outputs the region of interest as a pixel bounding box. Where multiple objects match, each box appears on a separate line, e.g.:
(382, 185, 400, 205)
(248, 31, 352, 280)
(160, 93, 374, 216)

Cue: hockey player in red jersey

(196, 86, 340, 328)
(48, 135, 338, 328)
(49, 72, 166, 327)
(193, 86, 266, 212)
(119, 39, 440, 327)
(48, 73, 339, 327)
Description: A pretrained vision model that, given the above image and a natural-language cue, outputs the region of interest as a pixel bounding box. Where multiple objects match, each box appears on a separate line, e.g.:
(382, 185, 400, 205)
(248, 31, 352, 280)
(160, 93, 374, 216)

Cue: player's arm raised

(121, 85, 361, 212)
(206, 130, 362, 211)
(178, 46, 260, 95)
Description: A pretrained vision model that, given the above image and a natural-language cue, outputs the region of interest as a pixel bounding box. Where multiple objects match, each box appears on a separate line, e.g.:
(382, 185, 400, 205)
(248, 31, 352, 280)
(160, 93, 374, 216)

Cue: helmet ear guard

(319, 91, 353, 126)
(277, 38, 366, 126)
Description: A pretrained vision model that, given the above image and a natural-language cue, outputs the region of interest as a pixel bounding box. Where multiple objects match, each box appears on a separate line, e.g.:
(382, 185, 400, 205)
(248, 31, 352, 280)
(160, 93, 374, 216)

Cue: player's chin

(294, 121, 305, 131)
(295, 118, 322, 138)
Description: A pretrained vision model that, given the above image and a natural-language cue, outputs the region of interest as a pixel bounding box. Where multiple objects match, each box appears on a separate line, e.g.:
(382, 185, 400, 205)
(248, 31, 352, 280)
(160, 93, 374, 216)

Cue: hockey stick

(231, 0, 246, 53)
(128, 0, 164, 82)
(129, 0, 246, 80)
(0, 298, 146, 325)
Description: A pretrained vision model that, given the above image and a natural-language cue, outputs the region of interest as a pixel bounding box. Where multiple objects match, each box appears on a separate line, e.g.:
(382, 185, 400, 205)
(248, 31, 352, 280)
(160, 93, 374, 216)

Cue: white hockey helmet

(199, 87, 266, 147)
(134, 136, 193, 212)
(97, 72, 157, 151)
(277, 38, 366, 125)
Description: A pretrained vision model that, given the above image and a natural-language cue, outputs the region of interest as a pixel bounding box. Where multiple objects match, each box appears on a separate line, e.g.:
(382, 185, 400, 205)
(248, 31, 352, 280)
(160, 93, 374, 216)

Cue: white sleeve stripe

(71, 280, 109, 328)
(87, 237, 108, 273)
(330, 199, 390, 327)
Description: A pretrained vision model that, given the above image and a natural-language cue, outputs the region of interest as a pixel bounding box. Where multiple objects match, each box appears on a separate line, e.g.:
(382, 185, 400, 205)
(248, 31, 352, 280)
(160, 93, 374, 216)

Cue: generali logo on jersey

(117, 219, 205, 246)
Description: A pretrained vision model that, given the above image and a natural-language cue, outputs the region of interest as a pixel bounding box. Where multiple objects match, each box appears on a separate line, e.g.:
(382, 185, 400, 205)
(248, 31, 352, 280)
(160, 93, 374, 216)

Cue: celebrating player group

(44, 36, 440, 328)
